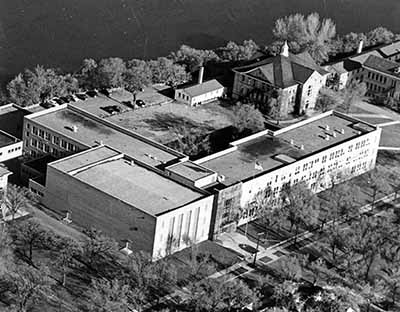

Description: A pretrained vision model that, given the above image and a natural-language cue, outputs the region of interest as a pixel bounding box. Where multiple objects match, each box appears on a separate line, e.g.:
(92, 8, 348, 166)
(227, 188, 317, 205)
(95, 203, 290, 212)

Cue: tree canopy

(7, 66, 79, 107)
(272, 13, 336, 63)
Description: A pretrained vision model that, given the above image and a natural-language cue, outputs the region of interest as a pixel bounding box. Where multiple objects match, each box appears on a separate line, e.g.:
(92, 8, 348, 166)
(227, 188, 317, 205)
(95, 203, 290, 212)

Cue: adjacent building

(232, 42, 329, 116)
(196, 111, 381, 234)
(324, 40, 400, 104)
(175, 68, 225, 106)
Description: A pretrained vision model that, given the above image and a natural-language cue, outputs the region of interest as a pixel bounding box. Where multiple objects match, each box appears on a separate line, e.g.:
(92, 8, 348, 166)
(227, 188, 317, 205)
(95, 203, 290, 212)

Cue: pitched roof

(234, 51, 327, 89)
(180, 79, 224, 98)
(363, 55, 400, 77)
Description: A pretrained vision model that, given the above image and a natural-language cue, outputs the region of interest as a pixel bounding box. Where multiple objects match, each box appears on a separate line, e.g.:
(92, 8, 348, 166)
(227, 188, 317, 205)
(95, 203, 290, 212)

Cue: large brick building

(232, 42, 329, 117)
(19, 92, 381, 257)
(324, 40, 400, 105)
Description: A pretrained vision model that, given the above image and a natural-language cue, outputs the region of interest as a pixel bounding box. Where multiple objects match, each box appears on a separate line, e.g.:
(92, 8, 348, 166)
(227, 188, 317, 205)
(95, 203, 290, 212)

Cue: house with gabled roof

(232, 42, 329, 117)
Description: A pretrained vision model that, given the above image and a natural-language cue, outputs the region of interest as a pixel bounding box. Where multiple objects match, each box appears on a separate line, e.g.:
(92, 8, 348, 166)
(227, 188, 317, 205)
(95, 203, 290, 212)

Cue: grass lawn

(379, 124, 400, 147)
(105, 100, 235, 144)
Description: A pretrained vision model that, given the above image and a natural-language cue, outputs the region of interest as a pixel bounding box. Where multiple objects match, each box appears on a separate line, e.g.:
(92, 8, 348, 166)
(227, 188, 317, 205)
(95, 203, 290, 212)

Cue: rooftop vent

(340, 128, 345, 134)
(72, 125, 78, 133)
(332, 132, 337, 138)
(300, 144, 304, 150)
(290, 139, 294, 145)
(394, 67, 400, 74)
(62, 211, 72, 224)
(217, 175, 225, 182)
(325, 125, 330, 131)
(325, 134, 330, 141)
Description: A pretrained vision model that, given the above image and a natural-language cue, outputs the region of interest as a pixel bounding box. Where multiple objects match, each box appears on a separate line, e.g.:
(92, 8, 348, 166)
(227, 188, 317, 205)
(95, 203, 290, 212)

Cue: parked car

(136, 99, 146, 107)
(100, 105, 122, 115)
(86, 90, 97, 97)
(53, 98, 67, 105)
(76, 93, 88, 100)
(99, 88, 110, 97)
(40, 102, 56, 109)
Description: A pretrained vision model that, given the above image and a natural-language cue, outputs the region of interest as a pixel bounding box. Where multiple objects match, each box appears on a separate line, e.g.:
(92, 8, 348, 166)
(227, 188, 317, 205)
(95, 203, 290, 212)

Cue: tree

(366, 27, 398, 46)
(124, 251, 177, 304)
(272, 13, 336, 63)
(232, 103, 265, 137)
(185, 277, 258, 312)
(281, 182, 320, 243)
(148, 57, 190, 86)
(5, 264, 54, 312)
(1, 184, 35, 222)
(83, 278, 135, 312)
(0, 224, 14, 273)
(78, 58, 99, 89)
(10, 220, 50, 265)
(322, 181, 362, 224)
(171, 45, 220, 72)
(315, 87, 343, 112)
(7, 66, 79, 106)
(217, 40, 259, 61)
(340, 81, 367, 113)
(381, 265, 400, 305)
(365, 167, 392, 208)
(277, 255, 303, 282)
(323, 223, 347, 263)
(123, 59, 152, 100)
(81, 228, 119, 270)
(345, 214, 393, 282)
(53, 237, 82, 286)
(96, 57, 127, 89)
(254, 188, 285, 239)
(171, 125, 211, 158)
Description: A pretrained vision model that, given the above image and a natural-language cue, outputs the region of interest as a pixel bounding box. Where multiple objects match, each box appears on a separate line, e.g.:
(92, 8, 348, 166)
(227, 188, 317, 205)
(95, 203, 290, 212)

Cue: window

(67, 143, 74, 151)
(38, 141, 43, 150)
(61, 140, 68, 149)
(32, 126, 38, 135)
(31, 138, 37, 147)
(44, 144, 50, 153)
(38, 129, 45, 138)
(52, 136, 60, 145)
(322, 155, 327, 163)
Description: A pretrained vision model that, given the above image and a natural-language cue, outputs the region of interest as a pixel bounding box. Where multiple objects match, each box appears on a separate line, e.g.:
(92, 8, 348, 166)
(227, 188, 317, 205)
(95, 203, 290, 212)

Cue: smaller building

(0, 130, 23, 163)
(174, 79, 225, 106)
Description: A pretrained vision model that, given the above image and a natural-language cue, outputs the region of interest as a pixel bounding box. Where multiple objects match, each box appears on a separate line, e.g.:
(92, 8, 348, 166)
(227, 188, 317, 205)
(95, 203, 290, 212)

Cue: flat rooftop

(0, 130, 19, 148)
(50, 146, 205, 216)
(201, 112, 376, 185)
(166, 161, 216, 181)
(29, 106, 183, 167)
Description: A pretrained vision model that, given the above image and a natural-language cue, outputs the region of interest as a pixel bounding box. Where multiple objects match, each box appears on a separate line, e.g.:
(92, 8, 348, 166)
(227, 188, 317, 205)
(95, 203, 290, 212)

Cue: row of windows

(367, 71, 388, 84)
(176, 92, 190, 101)
(30, 138, 77, 154)
(366, 82, 385, 93)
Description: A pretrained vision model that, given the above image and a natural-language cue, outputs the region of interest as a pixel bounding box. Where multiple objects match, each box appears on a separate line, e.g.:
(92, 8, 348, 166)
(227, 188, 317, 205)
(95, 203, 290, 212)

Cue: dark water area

(0, 0, 400, 85)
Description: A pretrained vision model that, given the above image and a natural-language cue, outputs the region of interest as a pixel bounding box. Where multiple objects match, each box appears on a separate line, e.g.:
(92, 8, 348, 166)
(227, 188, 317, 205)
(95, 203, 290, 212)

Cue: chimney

(357, 40, 364, 54)
(325, 134, 330, 141)
(325, 125, 330, 131)
(340, 128, 345, 134)
(332, 132, 337, 138)
(290, 139, 294, 145)
(300, 144, 304, 150)
(281, 41, 289, 58)
(72, 125, 78, 133)
(198, 66, 204, 84)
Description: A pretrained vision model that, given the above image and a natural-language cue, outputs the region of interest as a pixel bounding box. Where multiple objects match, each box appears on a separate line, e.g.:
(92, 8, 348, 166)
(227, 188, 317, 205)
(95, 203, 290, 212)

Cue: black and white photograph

(0, 1, 400, 311)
